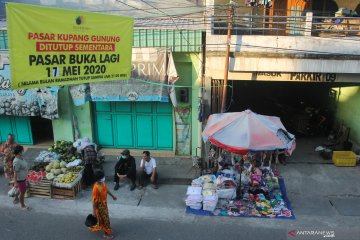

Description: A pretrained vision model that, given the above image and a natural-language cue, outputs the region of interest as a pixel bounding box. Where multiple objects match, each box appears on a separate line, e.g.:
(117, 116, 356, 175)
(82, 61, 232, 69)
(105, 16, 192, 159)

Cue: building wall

(52, 86, 74, 142)
(173, 53, 202, 156)
(1, 28, 203, 155)
(335, 86, 360, 147)
(206, 35, 360, 74)
(73, 102, 93, 141)
(52, 87, 93, 142)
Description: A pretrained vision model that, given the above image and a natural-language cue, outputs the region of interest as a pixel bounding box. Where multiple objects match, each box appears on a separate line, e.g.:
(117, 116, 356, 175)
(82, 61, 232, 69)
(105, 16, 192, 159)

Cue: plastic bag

(8, 187, 19, 197)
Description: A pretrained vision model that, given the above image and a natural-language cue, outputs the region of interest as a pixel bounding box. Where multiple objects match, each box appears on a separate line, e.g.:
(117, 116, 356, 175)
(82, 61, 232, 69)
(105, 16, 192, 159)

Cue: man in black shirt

(114, 149, 136, 191)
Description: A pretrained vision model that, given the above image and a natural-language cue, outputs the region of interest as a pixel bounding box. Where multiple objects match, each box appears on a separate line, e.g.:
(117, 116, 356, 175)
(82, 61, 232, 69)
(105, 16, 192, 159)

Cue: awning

(0, 63, 59, 119)
(70, 48, 178, 106)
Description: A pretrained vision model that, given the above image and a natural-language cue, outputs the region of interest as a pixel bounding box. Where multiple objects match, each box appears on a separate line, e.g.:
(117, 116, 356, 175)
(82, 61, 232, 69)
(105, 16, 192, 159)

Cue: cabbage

(60, 161, 67, 168)
(53, 162, 60, 169)
(46, 173, 54, 180)
(54, 169, 62, 176)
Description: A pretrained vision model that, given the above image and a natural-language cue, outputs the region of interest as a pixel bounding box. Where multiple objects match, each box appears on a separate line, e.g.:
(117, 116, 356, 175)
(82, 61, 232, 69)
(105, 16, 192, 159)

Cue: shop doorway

(312, 0, 339, 16)
(30, 117, 54, 145)
(93, 102, 173, 150)
(227, 81, 342, 138)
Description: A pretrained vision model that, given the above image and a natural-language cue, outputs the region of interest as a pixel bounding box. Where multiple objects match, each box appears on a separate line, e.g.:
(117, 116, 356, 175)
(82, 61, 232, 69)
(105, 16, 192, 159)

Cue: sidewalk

(1, 162, 360, 231)
(21, 147, 200, 185)
(1, 142, 360, 231)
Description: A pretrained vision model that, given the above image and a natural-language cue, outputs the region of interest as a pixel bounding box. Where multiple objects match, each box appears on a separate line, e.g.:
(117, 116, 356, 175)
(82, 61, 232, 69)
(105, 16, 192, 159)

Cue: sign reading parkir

(6, 3, 134, 90)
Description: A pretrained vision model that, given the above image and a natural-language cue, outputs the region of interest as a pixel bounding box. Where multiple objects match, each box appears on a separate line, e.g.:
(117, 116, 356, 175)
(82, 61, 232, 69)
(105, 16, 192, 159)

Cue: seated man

(138, 151, 158, 189)
(114, 149, 136, 191)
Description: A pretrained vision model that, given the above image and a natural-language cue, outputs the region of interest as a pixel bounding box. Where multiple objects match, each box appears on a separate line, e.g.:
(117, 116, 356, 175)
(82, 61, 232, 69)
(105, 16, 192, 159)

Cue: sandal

(21, 206, 31, 211)
(103, 234, 114, 240)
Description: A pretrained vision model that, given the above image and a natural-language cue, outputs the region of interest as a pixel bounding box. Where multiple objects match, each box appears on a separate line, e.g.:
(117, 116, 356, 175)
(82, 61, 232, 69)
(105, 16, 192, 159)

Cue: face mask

(121, 155, 128, 159)
(99, 177, 105, 183)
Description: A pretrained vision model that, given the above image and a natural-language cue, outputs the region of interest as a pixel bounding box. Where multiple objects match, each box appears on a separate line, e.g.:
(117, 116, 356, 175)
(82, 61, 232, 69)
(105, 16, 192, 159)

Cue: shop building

(203, 0, 360, 150)
(0, 20, 203, 157)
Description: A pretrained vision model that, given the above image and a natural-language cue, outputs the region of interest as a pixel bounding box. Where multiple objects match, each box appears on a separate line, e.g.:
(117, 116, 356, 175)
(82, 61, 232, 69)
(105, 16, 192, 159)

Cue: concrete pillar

(305, 12, 313, 36)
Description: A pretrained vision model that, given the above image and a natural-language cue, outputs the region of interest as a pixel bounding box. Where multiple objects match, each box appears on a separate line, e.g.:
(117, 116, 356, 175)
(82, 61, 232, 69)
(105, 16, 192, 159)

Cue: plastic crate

(332, 151, 356, 167)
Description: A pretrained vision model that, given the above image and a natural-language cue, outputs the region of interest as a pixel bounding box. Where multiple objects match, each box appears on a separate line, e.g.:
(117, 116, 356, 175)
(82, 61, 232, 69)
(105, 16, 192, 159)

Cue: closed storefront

(0, 116, 33, 144)
(94, 102, 173, 150)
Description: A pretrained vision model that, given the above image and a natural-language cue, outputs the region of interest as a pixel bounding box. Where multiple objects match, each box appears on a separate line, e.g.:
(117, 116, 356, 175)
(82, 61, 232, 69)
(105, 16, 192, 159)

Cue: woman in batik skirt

(89, 170, 117, 240)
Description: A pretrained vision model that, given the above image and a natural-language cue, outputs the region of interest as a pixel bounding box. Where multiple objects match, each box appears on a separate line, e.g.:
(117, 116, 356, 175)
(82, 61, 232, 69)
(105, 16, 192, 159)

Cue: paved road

(1, 206, 285, 240)
(3, 205, 360, 240)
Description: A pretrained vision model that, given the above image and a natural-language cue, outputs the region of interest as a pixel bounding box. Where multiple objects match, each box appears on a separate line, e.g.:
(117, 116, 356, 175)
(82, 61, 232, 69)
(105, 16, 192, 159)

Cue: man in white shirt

(138, 151, 158, 189)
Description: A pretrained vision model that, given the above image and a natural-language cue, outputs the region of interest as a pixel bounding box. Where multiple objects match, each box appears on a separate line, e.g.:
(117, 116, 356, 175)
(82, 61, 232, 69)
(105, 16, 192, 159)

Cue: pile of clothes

(186, 165, 294, 218)
(202, 182, 218, 212)
(185, 186, 202, 210)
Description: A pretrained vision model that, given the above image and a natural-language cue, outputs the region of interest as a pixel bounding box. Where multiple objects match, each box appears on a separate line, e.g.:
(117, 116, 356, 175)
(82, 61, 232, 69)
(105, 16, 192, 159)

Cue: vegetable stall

(26, 140, 91, 199)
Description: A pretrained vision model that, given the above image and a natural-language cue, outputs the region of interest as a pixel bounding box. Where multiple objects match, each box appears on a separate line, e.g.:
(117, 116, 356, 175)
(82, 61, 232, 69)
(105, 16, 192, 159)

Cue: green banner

(6, 3, 133, 90)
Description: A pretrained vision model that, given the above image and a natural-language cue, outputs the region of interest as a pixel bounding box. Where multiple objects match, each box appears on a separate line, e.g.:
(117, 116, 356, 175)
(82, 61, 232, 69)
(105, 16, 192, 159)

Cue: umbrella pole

(236, 158, 244, 200)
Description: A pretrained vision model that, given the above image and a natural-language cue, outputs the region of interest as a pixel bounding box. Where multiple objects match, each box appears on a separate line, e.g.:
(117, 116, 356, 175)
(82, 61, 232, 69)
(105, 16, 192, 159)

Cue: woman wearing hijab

(81, 137, 97, 188)
(89, 170, 117, 240)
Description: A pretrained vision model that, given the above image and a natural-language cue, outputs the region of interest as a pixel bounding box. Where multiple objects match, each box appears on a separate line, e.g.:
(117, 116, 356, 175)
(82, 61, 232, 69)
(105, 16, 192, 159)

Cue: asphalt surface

(1, 206, 287, 240)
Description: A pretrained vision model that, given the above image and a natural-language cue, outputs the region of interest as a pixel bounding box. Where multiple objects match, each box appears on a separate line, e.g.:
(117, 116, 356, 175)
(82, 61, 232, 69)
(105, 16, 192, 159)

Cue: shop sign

(255, 72, 337, 82)
(0, 64, 59, 119)
(70, 48, 178, 106)
(6, 3, 133, 90)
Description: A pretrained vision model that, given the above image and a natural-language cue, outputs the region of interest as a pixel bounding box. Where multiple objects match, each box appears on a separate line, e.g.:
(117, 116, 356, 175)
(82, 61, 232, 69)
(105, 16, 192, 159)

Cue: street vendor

(0, 134, 18, 186)
(250, 160, 262, 187)
(114, 149, 136, 191)
(81, 137, 97, 188)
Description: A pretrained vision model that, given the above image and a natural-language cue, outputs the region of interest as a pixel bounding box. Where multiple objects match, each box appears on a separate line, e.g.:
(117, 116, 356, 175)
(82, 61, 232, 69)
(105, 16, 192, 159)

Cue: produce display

(28, 139, 99, 199)
(48, 140, 73, 155)
(26, 170, 47, 182)
(31, 162, 49, 172)
(35, 151, 61, 162)
(60, 153, 81, 163)
(46, 173, 55, 180)
(55, 173, 79, 184)
(66, 166, 84, 173)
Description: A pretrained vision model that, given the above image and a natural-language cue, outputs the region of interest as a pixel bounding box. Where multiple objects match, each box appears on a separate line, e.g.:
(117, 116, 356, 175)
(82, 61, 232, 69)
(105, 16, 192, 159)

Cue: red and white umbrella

(202, 109, 296, 155)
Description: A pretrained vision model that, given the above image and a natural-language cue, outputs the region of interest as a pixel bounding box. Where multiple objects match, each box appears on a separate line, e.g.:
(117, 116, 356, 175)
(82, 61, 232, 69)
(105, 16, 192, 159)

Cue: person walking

(0, 134, 18, 185)
(113, 149, 136, 191)
(12, 145, 30, 210)
(138, 151, 158, 189)
(89, 170, 117, 240)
